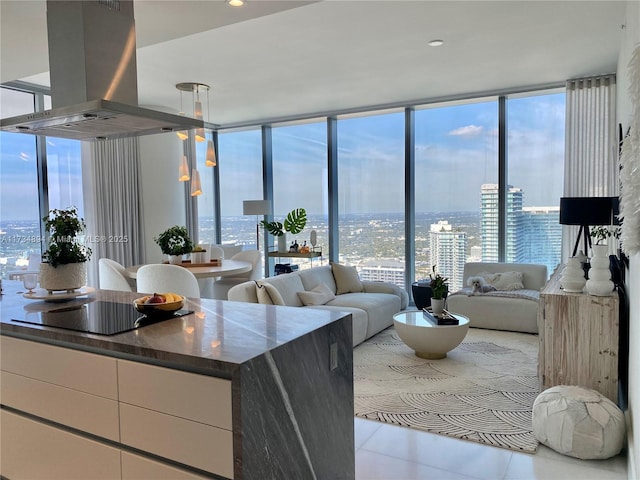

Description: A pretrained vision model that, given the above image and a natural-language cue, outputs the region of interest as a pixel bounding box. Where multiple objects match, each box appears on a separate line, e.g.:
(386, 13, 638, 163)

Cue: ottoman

(532, 385, 625, 460)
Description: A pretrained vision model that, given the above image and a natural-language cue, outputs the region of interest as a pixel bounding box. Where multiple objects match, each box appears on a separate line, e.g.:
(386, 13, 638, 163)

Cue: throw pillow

(254, 281, 286, 305)
(297, 282, 336, 306)
(476, 271, 498, 285)
(492, 271, 525, 291)
(331, 262, 364, 295)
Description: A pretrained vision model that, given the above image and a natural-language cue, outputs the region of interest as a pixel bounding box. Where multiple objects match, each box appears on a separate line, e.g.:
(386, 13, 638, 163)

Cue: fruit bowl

(133, 293, 185, 317)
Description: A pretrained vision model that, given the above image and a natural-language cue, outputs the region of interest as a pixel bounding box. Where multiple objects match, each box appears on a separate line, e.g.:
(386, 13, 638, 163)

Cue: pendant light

(205, 134, 216, 167)
(190, 168, 202, 196)
(178, 155, 190, 181)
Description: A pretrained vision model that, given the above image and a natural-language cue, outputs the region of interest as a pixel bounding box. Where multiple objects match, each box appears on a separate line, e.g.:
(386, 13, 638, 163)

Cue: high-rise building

(358, 260, 405, 289)
(429, 220, 467, 291)
(481, 184, 561, 271)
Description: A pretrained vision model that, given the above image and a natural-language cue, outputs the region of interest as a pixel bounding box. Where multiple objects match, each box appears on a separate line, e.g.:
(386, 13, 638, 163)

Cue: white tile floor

(355, 418, 628, 480)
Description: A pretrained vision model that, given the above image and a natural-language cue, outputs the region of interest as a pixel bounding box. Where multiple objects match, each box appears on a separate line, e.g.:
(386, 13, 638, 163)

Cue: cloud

(448, 125, 484, 137)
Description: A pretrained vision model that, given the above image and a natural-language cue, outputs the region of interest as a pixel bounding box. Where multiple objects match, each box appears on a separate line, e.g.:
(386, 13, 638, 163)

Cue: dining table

(124, 259, 252, 280)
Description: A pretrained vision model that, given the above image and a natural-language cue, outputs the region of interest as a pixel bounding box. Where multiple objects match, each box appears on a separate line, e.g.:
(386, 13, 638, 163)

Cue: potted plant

(154, 226, 193, 265)
(40, 207, 92, 292)
(260, 208, 307, 253)
(429, 265, 449, 316)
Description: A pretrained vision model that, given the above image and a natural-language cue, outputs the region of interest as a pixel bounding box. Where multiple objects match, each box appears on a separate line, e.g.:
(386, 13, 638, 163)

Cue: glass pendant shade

(176, 130, 188, 140)
(206, 140, 217, 166)
(195, 128, 206, 143)
(194, 100, 203, 119)
(190, 169, 202, 196)
(178, 155, 190, 181)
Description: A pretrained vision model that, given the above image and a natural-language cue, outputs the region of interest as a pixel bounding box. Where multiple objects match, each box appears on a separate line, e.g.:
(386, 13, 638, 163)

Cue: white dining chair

(98, 258, 135, 292)
(211, 250, 262, 300)
(136, 264, 201, 299)
(208, 245, 225, 261)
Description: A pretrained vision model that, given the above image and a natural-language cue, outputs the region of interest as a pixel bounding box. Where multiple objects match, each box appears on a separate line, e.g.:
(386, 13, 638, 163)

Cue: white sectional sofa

(227, 264, 409, 346)
(446, 262, 548, 334)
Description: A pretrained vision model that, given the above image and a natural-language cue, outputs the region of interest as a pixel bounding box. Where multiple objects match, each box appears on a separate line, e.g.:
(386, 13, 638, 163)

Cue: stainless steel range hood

(0, 0, 207, 141)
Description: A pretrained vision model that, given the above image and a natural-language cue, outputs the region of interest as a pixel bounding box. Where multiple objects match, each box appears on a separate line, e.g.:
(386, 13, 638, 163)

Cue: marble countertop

(0, 281, 349, 377)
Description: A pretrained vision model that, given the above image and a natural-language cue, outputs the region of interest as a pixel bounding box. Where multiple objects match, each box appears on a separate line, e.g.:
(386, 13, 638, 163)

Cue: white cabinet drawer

(1, 371, 120, 441)
(121, 451, 211, 480)
(0, 336, 118, 399)
(118, 359, 232, 429)
(120, 403, 234, 479)
(0, 409, 121, 480)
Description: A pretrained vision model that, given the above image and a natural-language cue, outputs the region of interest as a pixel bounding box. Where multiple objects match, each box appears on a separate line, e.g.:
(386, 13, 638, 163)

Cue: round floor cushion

(532, 385, 625, 459)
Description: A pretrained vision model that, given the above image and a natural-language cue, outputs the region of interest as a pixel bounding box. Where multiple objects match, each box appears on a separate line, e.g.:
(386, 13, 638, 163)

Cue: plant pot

(277, 234, 288, 253)
(39, 262, 87, 293)
(431, 298, 445, 316)
(168, 255, 183, 265)
(191, 251, 206, 264)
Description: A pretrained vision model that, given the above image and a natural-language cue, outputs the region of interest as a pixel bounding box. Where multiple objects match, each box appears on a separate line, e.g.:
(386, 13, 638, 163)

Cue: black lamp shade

(559, 197, 619, 226)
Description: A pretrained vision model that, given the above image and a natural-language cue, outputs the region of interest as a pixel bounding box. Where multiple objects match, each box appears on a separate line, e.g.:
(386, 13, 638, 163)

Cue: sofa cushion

(332, 263, 364, 294)
(260, 273, 306, 307)
(255, 281, 285, 305)
(297, 282, 336, 306)
(327, 292, 398, 338)
(491, 271, 525, 291)
(298, 265, 337, 293)
(304, 305, 368, 346)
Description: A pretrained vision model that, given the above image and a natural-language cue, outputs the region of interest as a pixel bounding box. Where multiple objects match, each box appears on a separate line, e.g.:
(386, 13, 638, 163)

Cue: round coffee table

(393, 310, 470, 359)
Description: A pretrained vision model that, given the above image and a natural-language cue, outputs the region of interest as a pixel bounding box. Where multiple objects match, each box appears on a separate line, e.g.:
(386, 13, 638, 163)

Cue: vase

(560, 257, 586, 293)
(585, 244, 614, 296)
(277, 234, 288, 253)
(39, 262, 87, 293)
(168, 255, 183, 265)
(431, 298, 445, 316)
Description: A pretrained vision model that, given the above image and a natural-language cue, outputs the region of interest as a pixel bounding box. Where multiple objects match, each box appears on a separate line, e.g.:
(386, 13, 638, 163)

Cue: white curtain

(562, 74, 618, 260)
(82, 137, 146, 287)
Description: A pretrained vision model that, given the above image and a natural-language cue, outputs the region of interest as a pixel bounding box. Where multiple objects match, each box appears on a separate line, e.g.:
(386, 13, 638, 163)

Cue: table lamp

(243, 200, 271, 250)
(559, 196, 619, 256)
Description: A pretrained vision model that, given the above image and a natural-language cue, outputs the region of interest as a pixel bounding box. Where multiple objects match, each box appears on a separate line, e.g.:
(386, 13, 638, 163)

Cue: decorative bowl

(133, 294, 185, 317)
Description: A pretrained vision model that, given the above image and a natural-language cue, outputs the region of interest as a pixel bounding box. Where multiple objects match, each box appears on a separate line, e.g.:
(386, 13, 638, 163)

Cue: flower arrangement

(260, 208, 307, 236)
(154, 226, 193, 256)
(42, 207, 92, 267)
(429, 265, 449, 299)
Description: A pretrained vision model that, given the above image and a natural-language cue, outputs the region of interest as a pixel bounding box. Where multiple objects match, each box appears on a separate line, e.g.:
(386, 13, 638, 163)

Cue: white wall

(617, 3, 640, 479)
(138, 133, 186, 265)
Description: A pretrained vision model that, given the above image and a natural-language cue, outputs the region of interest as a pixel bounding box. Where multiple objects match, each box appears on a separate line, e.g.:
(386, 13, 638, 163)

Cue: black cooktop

(12, 300, 192, 335)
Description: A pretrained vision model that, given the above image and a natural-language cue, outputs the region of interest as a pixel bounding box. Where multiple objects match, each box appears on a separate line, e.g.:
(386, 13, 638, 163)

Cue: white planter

(191, 251, 206, 264)
(431, 298, 445, 316)
(585, 244, 614, 296)
(168, 255, 183, 265)
(39, 262, 87, 293)
(277, 234, 288, 253)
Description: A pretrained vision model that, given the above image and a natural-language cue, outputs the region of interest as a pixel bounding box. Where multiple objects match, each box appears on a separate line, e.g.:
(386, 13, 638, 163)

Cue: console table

(538, 265, 619, 402)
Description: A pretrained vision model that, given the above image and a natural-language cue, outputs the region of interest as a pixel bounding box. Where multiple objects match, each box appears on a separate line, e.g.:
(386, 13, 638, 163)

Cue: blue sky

(2, 91, 565, 221)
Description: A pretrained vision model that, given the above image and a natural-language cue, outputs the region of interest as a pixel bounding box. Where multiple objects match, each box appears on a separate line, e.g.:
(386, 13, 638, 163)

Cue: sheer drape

(82, 138, 146, 287)
(562, 74, 617, 260)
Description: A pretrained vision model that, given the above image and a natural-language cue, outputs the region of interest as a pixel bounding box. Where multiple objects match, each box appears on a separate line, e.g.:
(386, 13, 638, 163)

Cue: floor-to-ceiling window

(216, 129, 263, 246)
(337, 111, 405, 288)
(272, 120, 328, 265)
(195, 133, 216, 245)
(414, 100, 499, 291)
(1, 86, 83, 279)
(507, 91, 565, 274)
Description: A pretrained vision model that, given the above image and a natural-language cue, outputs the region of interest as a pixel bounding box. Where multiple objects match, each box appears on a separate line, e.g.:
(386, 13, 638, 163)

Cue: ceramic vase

(168, 255, 183, 265)
(431, 298, 445, 316)
(277, 233, 288, 253)
(585, 244, 614, 296)
(560, 257, 586, 293)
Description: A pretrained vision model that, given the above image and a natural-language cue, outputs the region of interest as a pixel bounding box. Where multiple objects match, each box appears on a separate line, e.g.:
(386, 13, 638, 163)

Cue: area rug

(354, 327, 539, 453)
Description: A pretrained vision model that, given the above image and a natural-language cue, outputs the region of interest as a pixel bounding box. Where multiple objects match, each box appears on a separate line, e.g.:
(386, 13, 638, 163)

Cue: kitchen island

(0, 282, 354, 479)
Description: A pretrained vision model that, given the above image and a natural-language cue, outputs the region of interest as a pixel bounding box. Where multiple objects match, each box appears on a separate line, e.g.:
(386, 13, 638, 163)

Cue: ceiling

(0, 0, 626, 128)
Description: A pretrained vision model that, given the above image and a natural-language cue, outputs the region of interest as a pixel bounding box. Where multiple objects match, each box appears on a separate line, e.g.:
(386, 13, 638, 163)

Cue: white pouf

(532, 385, 625, 459)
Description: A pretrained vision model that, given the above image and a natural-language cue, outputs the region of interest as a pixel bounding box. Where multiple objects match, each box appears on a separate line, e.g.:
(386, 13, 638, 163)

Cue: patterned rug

(354, 326, 539, 453)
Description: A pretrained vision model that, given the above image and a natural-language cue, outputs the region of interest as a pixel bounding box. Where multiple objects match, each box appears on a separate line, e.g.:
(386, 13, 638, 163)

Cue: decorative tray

(163, 259, 222, 267)
(23, 286, 96, 303)
(422, 307, 459, 325)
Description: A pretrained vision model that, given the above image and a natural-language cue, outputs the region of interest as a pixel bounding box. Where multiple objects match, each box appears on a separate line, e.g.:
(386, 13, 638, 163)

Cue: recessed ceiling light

(428, 39, 444, 47)
(227, 0, 245, 6)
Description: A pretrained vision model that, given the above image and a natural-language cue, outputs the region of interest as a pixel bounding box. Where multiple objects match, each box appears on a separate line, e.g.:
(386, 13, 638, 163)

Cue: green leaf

(284, 208, 307, 234)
